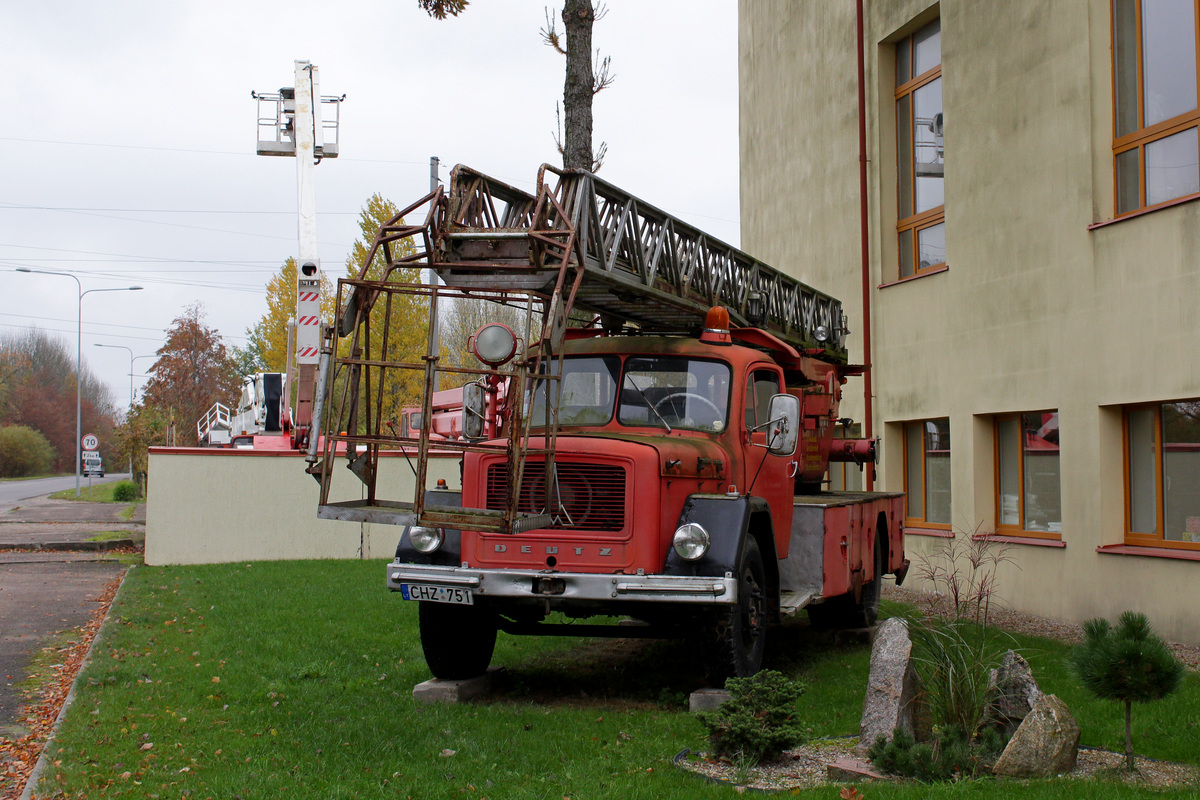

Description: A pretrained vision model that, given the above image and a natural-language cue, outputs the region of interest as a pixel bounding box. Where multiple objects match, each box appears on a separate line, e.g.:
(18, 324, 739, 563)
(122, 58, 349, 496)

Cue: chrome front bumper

(387, 562, 738, 605)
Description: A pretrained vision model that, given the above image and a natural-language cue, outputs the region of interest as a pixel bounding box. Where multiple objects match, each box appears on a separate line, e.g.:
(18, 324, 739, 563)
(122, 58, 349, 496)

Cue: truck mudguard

(393, 489, 463, 567)
(663, 494, 776, 578)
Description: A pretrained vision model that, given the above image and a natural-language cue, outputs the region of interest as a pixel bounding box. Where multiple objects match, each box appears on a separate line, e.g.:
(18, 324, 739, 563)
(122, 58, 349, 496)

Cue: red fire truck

(309, 165, 907, 682)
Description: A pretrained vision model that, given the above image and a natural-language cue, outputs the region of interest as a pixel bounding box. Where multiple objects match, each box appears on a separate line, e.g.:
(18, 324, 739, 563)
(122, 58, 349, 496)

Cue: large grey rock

(985, 650, 1043, 736)
(858, 617, 921, 754)
(992, 694, 1080, 777)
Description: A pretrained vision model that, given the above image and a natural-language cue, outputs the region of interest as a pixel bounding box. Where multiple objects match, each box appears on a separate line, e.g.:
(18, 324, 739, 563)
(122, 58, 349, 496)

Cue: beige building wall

(740, 0, 1200, 643)
(145, 448, 461, 566)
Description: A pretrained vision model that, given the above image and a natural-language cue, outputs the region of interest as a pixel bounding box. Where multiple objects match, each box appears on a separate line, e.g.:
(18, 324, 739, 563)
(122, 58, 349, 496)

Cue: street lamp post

(93, 344, 154, 479)
(15, 268, 143, 496)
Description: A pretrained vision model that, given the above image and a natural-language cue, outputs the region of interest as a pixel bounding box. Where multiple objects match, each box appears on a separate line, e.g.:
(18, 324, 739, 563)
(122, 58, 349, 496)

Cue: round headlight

(672, 522, 711, 561)
(472, 323, 518, 366)
(408, 525, 444, 554)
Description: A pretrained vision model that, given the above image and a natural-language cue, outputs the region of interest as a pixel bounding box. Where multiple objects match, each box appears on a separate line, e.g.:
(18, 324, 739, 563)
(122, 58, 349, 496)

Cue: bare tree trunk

(1124, 698, 1134, 771)
(561, 0, 594, 170)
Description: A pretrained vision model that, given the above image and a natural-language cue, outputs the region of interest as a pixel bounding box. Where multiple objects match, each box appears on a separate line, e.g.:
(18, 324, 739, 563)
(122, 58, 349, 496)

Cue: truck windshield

(528, 355, 731, 433)
(528, 356, 620, 427)
(618, 357, 730, 432)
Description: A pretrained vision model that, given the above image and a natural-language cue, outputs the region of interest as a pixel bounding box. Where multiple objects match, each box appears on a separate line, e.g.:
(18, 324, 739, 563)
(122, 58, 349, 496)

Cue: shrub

(697, 670, 807, 765)
(913, 523, 1016, 626)
(1068, 611, 1185, 771)
(111, 481, 141, 502)
(868, 725, 1007, 782)
(0, 424, 54, 478)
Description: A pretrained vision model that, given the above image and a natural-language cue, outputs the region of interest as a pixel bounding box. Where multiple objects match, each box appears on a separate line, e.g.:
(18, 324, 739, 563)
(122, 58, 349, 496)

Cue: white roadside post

(82, 433, 98, 495)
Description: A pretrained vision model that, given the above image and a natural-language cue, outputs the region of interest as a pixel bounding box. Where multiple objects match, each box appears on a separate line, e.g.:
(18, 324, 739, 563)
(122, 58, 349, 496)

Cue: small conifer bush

(868, 725, 1007, 782)
(697, 670, 807, 764)
(1068, 611, 1184, 771)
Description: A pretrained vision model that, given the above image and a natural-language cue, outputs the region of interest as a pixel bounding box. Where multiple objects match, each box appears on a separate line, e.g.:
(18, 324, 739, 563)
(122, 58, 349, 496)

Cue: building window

(995, 412, 1062, 538)
(896, 18, 944, 278)
(1112, 0, 1200, 214)
(904, 418, 951, 527)
(829, 422, 864, 492)
(1125, 400, 1200, 550)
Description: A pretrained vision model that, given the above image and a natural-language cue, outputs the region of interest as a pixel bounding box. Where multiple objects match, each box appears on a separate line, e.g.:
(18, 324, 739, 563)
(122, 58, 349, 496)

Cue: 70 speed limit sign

(81, 433, 99, 451)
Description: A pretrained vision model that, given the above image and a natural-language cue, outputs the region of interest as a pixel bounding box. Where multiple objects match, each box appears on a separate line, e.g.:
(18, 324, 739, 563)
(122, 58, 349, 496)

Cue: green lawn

(37, 561, 1200, 799)
(49, 481, 140, 503)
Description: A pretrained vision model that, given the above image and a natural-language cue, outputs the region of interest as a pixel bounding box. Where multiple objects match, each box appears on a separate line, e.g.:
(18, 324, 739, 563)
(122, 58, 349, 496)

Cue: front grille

(486, 461, 626, 531)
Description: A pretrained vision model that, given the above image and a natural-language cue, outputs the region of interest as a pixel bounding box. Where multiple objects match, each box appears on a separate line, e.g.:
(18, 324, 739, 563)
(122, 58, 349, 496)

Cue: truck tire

(807, 532, 884, 630)
(701, 536, 767, 682)
(418, 601, 498, 680)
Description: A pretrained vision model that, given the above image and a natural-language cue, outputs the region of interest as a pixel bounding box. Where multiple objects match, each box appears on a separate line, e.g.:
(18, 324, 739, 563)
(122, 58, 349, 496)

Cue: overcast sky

(1, 0, 739, 420)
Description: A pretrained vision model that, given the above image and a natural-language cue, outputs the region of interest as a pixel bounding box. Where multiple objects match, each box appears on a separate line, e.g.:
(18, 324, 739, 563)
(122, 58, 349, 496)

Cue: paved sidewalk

(0, 494, 145, 551)
(0, 493, 140, 738)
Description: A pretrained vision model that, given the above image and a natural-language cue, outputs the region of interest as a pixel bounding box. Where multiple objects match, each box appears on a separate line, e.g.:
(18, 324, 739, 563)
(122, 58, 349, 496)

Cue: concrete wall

(739, 0, 1200, 644)
(145, 448, 461, 566)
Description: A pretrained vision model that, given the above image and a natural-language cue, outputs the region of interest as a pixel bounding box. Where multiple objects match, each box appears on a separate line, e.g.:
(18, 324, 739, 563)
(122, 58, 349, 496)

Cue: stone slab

(689, 687, 731, 713)
(826, 757, 887, 782)
(412, 669, 498, 704)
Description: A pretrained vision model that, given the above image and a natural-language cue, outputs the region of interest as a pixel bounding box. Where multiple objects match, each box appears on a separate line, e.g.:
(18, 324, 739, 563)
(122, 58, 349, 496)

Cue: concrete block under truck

(308, 164, 908, 683)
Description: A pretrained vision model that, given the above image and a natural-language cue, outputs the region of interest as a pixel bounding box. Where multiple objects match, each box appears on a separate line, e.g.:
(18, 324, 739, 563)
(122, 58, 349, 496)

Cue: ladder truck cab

(309, 164, 908, 682)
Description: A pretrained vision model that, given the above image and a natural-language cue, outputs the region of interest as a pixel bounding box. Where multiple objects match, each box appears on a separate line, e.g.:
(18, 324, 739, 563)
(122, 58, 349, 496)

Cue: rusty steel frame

(314, 169, 581, 534)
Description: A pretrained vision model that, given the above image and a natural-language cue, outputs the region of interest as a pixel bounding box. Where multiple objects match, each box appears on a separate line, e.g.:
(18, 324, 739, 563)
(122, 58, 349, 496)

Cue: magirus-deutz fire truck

(308, 164, 908, 682)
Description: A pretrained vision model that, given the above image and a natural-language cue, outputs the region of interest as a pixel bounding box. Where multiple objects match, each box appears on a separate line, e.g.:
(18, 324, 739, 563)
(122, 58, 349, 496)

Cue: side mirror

(463, 382, 486, 440)
(766, 394, 801, 456)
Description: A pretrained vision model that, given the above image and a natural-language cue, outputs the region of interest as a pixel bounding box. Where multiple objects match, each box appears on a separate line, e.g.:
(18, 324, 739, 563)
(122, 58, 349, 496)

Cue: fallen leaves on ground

(0, 572, 124, 800)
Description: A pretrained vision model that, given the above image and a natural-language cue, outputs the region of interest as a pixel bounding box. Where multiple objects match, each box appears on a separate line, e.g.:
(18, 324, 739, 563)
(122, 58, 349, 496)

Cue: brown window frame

(1123, 401, 1200, 552)
(993, 411, 1062, 541)
(1110, 0, 1200, 216)
(829, 421, 864, 493)
(895, 20, 945, 279)
(903, 418, 952, 529)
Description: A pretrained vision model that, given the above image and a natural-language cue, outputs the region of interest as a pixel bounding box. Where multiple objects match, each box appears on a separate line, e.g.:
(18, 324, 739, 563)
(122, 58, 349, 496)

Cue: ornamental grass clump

(697, 670, 808, 765)
(1068, 610, 1185, 771)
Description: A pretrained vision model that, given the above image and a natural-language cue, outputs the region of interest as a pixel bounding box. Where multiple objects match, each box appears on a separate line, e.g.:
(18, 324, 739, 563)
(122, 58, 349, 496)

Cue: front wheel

(701, 536, 768, 683)
(418, 601, 498, 680)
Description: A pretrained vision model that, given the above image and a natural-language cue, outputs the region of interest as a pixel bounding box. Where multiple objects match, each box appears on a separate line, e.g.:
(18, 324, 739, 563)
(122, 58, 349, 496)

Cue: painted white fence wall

(145, 448, 460, 566)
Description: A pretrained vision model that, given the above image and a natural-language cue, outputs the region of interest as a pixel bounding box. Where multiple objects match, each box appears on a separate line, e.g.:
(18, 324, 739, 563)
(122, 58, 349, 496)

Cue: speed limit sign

(81, 433, 99, 451)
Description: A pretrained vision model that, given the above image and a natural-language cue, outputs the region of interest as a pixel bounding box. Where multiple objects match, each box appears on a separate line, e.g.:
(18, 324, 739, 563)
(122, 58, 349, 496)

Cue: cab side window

(744, 370, 781, 430)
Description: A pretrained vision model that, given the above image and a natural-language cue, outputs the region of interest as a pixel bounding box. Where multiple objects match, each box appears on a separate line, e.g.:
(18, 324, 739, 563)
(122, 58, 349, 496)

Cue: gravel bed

(680, 742, 1199, 791)
(678, 588, 1200, 792)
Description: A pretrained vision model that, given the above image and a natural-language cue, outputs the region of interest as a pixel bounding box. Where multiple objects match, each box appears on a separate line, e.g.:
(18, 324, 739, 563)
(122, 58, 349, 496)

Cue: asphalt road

(0, 473, 129, 512)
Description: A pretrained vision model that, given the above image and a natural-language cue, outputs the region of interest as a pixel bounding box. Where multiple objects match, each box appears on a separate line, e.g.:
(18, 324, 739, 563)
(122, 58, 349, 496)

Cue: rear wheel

(807, 533, 885, 629)
(701, 536, 767, 682)
(418, 601, 498, 680)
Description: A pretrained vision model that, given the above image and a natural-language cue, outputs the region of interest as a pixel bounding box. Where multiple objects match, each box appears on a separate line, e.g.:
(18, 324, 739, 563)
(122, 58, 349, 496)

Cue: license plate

(400, 584, 474, 605)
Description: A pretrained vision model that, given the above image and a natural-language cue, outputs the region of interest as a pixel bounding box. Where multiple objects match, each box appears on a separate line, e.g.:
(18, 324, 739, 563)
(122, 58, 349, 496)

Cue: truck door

(741, 368, 794, 555)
